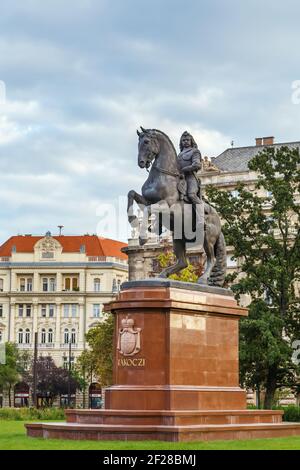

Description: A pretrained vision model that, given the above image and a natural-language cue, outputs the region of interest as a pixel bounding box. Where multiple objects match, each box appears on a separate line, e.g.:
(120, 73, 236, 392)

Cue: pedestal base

(25, 281, 300, 442)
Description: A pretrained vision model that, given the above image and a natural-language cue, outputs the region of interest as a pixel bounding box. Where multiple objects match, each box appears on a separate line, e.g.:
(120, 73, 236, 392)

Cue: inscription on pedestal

(118, 357, 146, 367)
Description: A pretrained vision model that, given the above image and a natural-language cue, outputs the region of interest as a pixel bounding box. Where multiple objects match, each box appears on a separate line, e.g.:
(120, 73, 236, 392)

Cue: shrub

(282, 405, 300, 422)
(0, 407, 65, 421)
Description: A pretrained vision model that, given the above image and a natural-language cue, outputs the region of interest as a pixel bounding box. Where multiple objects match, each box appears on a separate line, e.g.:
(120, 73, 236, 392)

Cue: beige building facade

(0, 233, 128, 407)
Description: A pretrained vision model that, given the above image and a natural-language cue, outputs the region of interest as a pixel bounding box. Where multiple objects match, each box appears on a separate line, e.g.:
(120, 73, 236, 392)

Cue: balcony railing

(38, 343, 55, 348)
(60, 343, 78, 349)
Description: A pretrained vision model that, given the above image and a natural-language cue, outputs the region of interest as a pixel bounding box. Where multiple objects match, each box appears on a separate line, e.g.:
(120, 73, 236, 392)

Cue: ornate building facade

(0, 232, 128, 407)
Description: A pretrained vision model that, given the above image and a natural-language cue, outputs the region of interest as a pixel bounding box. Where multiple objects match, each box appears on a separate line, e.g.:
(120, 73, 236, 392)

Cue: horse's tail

(208, 231, 227, 287)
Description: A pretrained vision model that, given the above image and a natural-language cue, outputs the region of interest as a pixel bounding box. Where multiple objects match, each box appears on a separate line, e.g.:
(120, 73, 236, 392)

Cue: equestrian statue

(127, 127, 227, 287)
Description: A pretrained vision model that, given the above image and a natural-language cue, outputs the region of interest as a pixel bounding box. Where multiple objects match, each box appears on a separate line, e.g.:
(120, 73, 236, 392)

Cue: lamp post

(32, 332, 38, 408)
(68, 340, 72, 407)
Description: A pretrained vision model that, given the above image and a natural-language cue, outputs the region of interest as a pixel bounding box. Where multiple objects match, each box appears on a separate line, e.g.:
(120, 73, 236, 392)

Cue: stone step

(65, 409, 283, 426)
(25, 421, 300, 442)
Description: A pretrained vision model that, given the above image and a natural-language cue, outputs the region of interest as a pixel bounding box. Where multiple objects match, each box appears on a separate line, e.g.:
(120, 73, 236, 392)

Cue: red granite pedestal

(26, 280, 300, 441)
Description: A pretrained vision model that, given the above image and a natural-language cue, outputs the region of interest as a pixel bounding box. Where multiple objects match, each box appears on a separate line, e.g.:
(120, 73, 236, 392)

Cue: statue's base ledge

(121, 279, 233, 297)
(26, 408, 300, 442)
(105, 385, 247, 411)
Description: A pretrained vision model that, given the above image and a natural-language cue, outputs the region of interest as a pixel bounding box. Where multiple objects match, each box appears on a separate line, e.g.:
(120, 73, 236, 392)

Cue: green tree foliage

(206, 146, 300, 408)
(0, 343, 29, 407)
(24, 356, 81, 407)
(79, 314, 114, 387)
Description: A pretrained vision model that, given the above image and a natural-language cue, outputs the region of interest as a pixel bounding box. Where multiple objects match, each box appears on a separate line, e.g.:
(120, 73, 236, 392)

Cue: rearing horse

(127, 128, 227, 286)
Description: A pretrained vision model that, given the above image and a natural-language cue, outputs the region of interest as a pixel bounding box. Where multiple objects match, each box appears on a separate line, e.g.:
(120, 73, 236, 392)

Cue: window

(49, 278, 56, 292)
(41, 329, 46, 344)
(20, 278, 25, 292)
(0, 305, 3, 318)
(64, 329, 69, 344)
(65, 277, 71, 291)
(64, 277, 79, 291)
(49, 304, 55, 318)
(42, 278, 48, 292)
(41, 305, 47, 318)
(71, 329, 76, 344)
(18, 305, 24, 317)
(0, 330, 2, 343)
(93, 304, 101, 318)
(48, 329, 53, 344)
(112, 279, 117, 292)
(0, 279, 3, 292)
(25, 329, 30, 344)
(71, 304, 77, 318)
(117, 279, 121, 292)
(94, 278, 101, 292)
(18, 329, 23, 344)
(27, 278, 32, 292)
(26, 305, 31, 318)
(63, 356, 75, 370)
(19, 277, 32, 292)
(63, 305, 69, 318)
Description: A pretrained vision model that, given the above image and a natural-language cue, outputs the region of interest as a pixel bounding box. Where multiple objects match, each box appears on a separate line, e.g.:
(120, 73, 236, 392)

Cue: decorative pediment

(34, 232, 62, 259)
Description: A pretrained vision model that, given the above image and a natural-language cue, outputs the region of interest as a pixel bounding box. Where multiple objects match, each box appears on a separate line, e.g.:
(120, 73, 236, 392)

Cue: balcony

(60, 343, 78, 349)
(17, 343, 32, 349)
(38, 343, 55, 349)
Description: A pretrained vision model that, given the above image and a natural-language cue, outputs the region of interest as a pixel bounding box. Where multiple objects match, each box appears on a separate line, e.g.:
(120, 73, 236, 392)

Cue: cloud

(0, 0, 300, 243)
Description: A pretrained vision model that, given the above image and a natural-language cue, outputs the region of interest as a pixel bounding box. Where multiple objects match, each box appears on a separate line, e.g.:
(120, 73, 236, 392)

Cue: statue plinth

(105, 280, 247, 411)
(26, 281, 300, 441)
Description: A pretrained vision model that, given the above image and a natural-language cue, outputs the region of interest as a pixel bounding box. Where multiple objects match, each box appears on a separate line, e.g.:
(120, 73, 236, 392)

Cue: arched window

(117, 279, 121, 291)
(0, 278, 3, 292)
(71, 328, 76, 344)
(25, 329, 30, 344)
(41, 329, 46, 344)
(48, 329, 53, 344)
(112, 279, 117, 292)
(0, 330, 3, 343)
(18, 329, 23, 344)
(64, 329, 69, 344)
(94, 278, 101, 292)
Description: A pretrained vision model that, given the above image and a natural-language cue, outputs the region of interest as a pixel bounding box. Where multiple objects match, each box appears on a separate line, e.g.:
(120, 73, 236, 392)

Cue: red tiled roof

(0, 235, 128, 260)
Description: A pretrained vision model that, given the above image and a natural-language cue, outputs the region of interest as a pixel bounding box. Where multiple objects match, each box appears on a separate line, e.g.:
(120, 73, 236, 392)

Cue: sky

(0, 0, 300, 243)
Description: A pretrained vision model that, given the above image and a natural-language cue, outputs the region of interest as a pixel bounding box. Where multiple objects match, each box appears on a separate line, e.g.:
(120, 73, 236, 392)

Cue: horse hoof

(197, 277, 208, 285)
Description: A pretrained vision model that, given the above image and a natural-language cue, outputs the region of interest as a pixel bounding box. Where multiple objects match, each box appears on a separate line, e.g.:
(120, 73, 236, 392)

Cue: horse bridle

(145, 159, 180, 178)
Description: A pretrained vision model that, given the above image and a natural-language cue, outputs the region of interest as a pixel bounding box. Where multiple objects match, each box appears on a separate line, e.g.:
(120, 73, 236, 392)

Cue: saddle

(177, 178, 202, 203)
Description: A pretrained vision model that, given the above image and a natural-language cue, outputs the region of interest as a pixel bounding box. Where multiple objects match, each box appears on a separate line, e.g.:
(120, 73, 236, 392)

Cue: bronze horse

(127, 128, 227, 286)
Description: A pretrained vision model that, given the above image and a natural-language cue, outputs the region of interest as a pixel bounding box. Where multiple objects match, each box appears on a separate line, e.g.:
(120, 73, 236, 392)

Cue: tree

(24, 356, 81, 407)
(78, 314, 114, 387)
(206, 146, 300, 408)
(0, 343, 29, 407)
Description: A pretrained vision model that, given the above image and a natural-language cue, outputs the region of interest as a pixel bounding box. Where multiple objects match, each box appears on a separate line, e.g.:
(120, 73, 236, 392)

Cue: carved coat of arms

(117, 316, 141, 357)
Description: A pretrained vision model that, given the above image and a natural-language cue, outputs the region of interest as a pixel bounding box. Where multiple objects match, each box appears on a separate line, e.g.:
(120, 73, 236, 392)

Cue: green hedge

(248, 404, 300, 422)
(0, 407, 65, 421)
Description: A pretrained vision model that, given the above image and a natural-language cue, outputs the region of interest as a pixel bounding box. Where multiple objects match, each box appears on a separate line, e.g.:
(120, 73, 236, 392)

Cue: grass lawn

(0, 420, 300, 450)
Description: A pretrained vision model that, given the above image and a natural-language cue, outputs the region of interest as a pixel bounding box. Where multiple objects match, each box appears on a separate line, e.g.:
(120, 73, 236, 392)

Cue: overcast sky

(0, 0, 300, 243)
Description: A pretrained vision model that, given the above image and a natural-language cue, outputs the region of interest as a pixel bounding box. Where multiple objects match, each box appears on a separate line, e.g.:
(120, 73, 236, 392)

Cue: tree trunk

(264, 367, 278, 409)
(8, 385, 11, 408)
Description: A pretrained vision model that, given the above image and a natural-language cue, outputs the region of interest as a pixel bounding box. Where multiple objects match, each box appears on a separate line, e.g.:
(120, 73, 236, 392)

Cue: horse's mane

(149, 128, 177, 158)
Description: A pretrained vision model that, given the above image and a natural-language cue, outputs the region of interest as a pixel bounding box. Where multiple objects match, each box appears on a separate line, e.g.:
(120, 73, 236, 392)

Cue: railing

(0, 257, 10, 262)
(38, 343, 55, 348)
(88, 256, 127, 265)
(17, 344, 32, 349)
(60, 343, 78, 349)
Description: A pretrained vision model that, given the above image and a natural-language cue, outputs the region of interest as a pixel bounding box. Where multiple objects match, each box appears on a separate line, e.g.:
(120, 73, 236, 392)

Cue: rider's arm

(182, 150, 202, 173)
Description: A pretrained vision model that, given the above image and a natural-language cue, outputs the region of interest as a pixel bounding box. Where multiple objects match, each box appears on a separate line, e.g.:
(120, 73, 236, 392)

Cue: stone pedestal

(105, 280, 247, 411)
(26, 281, 300, 442)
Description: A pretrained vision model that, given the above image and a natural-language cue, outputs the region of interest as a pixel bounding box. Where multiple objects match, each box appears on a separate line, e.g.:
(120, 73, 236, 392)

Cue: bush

(0, 407, 65, 421)
(282, 405, 300, 422)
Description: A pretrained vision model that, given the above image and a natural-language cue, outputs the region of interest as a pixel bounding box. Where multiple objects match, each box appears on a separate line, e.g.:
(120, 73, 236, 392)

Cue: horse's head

(136, 127, 160, 169)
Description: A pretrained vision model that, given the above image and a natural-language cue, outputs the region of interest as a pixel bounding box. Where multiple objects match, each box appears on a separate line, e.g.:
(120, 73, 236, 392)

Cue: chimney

(263, 136, 275, 146)
(255, 136, 275, 146)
